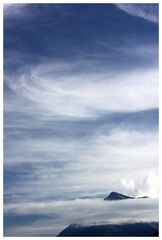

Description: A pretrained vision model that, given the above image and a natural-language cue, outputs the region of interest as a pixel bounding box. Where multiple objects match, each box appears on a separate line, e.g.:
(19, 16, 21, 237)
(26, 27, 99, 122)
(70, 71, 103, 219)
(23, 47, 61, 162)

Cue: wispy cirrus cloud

(4, 59, 158, 202)
(5, 61, 158, 120)
(116, 4, 158, 23)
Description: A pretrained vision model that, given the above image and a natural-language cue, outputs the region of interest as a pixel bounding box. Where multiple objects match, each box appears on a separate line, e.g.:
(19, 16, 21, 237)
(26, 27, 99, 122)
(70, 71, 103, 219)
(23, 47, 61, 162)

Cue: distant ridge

(137, 196, 149, 199)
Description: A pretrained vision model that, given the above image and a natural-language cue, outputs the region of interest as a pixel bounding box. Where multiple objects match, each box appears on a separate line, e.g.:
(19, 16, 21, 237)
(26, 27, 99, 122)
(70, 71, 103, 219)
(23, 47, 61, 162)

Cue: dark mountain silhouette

(151, 230, 159, 236)
(58, 222, 158, 237)
(104, 192, 149, 201)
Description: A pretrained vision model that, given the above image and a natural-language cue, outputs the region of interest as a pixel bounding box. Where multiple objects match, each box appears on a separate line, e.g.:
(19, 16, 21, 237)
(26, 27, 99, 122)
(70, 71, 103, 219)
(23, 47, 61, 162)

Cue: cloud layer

(4, 126, 158, 203)
(4, 198, 158, 236)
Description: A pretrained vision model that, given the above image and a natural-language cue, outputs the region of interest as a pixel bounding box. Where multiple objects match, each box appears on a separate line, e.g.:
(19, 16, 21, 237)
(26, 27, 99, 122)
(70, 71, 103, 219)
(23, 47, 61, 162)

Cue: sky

(4, 3, 158, 236)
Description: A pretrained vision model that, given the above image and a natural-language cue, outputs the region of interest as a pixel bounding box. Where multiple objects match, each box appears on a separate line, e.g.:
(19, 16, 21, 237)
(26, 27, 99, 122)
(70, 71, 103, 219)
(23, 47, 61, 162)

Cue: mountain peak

(104, 191, 134, 201)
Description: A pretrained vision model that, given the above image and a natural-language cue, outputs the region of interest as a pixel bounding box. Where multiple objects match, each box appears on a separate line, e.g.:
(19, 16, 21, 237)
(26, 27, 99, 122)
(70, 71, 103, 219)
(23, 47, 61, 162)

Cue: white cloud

(5, 61, 158, 120)
(121, 171, 159, 198)
(116, 4, 158, 23)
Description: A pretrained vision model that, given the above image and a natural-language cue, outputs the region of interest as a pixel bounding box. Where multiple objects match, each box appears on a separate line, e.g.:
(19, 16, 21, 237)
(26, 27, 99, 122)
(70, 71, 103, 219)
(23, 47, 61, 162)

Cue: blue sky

(4, 3, 158, 236)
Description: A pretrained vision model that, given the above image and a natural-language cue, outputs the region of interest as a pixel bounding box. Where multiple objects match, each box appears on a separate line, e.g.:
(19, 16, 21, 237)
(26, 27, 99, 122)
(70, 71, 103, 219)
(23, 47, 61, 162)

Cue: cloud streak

(116, 4, 158, 23)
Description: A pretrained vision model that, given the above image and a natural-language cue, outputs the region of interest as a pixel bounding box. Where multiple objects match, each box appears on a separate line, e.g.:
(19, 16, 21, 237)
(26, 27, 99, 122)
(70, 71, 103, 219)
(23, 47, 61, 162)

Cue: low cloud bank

(4, 198, 158, 236)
